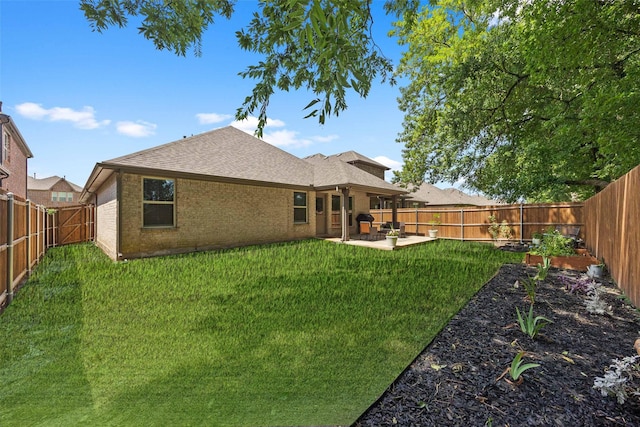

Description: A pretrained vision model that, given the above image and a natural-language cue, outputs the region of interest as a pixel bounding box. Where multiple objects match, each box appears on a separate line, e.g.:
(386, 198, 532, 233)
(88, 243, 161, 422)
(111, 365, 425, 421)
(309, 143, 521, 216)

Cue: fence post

(460, 209, 464, 241)
(520, 203, 524, 243)
(26, 200, 32, 273)
(6, 193, 14, 305)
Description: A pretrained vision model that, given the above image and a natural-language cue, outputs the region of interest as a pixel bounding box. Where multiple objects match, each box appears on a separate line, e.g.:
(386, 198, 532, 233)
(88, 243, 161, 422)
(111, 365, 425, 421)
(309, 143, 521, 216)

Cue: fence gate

(47, 205, 95, 247)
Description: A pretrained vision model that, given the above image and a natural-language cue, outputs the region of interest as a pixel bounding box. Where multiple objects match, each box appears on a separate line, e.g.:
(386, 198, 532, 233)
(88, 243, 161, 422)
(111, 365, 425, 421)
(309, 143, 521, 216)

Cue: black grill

(356, 213, 375, 223)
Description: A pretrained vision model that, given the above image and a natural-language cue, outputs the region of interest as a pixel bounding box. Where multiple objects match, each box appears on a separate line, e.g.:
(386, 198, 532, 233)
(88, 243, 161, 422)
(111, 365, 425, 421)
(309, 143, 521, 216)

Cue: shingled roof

(327, 151, 390, 170)
(28, 175, 82, 192)
(82, 127, 316, 197)
(304, 154, 404, 195)
(82, 127, 406, 201)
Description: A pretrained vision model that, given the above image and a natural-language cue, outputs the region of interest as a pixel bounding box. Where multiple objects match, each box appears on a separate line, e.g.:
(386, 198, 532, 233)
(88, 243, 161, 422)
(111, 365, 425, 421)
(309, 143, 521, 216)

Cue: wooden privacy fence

(1, 191, 94, 309)
(584, 164, 640, 308)
(371, 203, 584, 242)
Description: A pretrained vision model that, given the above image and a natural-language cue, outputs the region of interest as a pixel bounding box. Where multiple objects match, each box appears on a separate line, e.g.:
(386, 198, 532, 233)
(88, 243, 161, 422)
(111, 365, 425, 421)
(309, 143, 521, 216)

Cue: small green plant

(532, 231, 543, 240)
(488, 215, 513, 241)
(534, 257, 551, 281)
(428, 213, 441, 228)
(509, 351, 540, 382)
(516, 304, 552, 339)
(521, 275, 538, 304)
(387, 227, 399, 237)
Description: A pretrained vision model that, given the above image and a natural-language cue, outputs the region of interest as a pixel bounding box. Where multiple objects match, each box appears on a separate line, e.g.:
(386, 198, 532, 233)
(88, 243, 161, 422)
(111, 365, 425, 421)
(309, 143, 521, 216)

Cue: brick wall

(95, 173, 118, 259)
(0, 125, 29, 199)
(117, 173, 316, 258)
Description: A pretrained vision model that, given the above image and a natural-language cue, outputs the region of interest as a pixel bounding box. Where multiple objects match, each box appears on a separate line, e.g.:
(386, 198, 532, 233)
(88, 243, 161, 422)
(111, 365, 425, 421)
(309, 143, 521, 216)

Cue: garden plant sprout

(516, 305, 552, 339)
(509, 351, 540, 382)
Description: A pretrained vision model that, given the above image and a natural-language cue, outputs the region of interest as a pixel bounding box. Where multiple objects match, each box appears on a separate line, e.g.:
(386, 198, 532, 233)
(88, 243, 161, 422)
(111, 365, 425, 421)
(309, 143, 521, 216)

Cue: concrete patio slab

(323, 235, 437, 250)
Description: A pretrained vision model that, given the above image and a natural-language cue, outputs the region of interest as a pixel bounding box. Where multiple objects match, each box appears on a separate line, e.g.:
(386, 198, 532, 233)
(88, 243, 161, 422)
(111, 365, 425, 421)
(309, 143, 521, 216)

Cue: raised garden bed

(525, 249, 598, 271)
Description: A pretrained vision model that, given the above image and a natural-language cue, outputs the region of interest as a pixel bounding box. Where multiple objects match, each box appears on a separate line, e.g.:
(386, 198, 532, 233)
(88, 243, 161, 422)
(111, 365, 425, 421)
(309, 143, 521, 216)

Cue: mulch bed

(354, 263, 640, 426)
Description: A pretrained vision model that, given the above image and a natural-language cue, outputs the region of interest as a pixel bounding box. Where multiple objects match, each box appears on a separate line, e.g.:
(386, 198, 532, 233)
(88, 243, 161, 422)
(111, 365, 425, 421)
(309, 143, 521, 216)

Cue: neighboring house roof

(303, 154, 404, 195)
(327, 151, 390, 170)
(28, 175, 82, 192)
(440, 188, 498, 206)
(401, 182, 499, 206)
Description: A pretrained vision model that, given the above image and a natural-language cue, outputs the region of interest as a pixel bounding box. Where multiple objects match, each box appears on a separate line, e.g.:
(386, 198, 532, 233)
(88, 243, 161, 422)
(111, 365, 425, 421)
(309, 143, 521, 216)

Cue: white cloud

(230, 116, 286, 134)
(373, 155, 403, 172)
(312, 134, 339, 143)
(16, 102, 110, 129)
(229, 116, 334, 148)
(196, 112, 233, 124)
(263, 129, 313, 148)
(116, 120, 157, 138)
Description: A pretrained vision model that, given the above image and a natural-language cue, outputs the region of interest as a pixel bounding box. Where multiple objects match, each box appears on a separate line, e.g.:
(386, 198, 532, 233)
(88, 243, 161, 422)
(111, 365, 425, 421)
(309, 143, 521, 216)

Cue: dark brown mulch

(354, 263, 640, 426)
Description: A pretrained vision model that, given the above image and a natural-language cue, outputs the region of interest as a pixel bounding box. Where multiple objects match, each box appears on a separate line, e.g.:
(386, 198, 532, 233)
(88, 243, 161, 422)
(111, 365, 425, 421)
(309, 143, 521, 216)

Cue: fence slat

(585, 165, 640, 307)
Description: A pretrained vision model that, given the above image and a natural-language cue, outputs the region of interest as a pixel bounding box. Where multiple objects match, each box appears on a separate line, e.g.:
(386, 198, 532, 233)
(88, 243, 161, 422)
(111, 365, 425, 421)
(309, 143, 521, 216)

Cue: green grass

(0, 239, 522, 426)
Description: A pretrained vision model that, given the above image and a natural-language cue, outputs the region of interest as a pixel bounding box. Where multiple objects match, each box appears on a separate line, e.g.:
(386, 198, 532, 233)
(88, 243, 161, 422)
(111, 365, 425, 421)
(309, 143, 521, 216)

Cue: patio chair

(398, 222, 407, 238)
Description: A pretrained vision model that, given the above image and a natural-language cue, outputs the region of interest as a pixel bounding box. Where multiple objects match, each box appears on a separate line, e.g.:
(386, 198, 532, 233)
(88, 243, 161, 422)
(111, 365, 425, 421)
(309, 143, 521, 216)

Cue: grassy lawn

(0, 239, 522, 426)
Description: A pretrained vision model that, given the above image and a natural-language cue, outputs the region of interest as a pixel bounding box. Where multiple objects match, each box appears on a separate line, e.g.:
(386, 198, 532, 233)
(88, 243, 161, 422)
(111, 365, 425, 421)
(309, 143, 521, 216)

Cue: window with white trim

(143, 178, 175, 227)
(52, 192, 74, 202)
(293, 192, 307, 223)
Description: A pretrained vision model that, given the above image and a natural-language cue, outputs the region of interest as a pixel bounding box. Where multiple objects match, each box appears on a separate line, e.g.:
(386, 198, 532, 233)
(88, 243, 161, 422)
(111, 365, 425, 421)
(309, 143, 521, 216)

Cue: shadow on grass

(0, 245, 97, 426)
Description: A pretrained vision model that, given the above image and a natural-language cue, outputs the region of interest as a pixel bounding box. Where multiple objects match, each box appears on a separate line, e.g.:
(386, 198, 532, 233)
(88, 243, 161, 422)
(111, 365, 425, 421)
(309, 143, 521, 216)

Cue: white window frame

(293, 191, 308, 224)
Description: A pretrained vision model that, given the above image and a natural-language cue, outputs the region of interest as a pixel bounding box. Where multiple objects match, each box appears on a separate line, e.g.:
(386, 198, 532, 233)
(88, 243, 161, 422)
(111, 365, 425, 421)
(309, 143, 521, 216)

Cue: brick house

(27, 175, 83, 207)
(80, 126, 405, 260)
(0, 106, 34, 199)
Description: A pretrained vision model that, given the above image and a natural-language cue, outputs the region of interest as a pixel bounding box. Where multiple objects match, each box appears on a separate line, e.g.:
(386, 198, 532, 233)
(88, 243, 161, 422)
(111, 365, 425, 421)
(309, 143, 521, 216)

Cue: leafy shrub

(528, 229, 575, 257)
(488, 215, 513, 241)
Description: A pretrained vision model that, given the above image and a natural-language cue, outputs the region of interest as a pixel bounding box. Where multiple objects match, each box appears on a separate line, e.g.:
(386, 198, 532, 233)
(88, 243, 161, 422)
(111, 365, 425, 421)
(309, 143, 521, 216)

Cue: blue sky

(1, 1, 415, 188)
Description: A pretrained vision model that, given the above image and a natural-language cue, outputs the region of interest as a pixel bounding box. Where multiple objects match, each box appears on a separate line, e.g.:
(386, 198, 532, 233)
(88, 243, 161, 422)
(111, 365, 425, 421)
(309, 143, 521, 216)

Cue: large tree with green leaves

(393, 0, 640, 202)
(80, 0, 419, 136)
